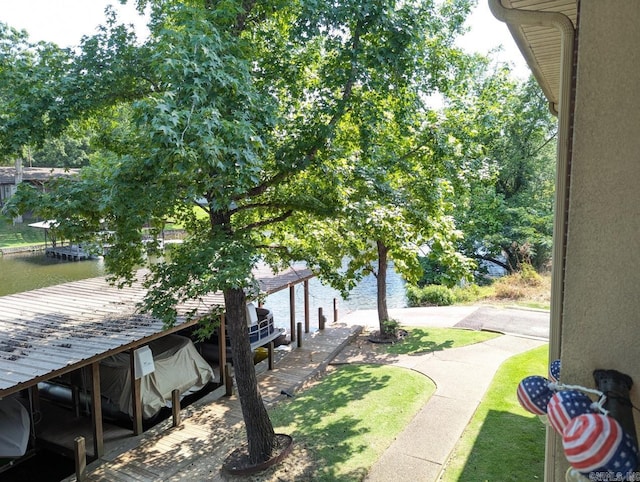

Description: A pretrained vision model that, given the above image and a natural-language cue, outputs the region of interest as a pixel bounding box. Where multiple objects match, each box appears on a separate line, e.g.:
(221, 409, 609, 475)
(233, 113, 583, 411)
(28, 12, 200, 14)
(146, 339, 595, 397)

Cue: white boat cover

(0, 397, 30, 458)
(100, 335, 214, 419)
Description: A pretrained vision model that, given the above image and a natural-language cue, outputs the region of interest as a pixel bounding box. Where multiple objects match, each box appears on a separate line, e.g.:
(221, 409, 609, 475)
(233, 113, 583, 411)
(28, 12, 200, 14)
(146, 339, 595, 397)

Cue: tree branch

(241, 19, 364, 200)
(236, 209, 293, 233)
(472, 254, 510, 272)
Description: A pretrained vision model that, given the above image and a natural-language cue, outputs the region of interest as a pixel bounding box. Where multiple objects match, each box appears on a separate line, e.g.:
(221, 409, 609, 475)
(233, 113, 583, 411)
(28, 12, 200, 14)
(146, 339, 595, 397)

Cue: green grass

(270, 364, 436, 481)
(440, 344, 549, 481)
(0, 218, 45, 248)
(387, 327, 500, 355)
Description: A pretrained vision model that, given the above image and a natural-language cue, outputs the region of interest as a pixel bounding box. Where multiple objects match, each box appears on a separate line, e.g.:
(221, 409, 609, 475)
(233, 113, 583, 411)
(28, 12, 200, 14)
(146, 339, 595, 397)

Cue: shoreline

(0, 244, 46, 256)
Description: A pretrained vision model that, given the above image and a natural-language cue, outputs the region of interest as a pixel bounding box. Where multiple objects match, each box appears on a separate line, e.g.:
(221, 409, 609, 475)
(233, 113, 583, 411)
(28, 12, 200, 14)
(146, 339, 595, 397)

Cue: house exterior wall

(557, 0, 640, 476)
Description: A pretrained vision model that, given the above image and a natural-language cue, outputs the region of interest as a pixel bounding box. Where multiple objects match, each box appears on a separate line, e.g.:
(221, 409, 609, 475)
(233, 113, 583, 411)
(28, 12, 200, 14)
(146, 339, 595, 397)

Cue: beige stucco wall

(555, 0, 640, 476)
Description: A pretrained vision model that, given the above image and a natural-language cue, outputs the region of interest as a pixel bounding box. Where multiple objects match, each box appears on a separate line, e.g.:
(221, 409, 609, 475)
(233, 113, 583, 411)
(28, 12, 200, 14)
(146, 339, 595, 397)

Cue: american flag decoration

(562, 413, 639, 476)
(549, 359, 561, 383)
(547, 390, 595, 435)
(517, 375, 555, 415)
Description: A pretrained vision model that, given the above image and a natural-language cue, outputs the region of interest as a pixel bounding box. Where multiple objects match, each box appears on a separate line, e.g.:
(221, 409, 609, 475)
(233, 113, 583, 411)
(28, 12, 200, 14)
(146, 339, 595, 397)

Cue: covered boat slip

(0, 263, 313, 468)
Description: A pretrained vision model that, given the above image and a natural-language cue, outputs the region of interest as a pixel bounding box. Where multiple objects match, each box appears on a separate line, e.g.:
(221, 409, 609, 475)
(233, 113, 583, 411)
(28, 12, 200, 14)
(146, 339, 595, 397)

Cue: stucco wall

(556, 0, 640, 476)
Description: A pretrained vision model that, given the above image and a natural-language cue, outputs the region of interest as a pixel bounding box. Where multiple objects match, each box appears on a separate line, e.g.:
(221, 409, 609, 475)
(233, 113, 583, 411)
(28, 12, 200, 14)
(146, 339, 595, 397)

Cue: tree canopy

(2, 0, 477, 465)
(441, 61, 557, 275)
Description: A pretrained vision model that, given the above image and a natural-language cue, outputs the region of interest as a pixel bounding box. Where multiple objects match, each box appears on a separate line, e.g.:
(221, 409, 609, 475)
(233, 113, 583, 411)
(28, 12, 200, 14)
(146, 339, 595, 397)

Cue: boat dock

(62, 322, 360, 482)
(0, 264, 319, 479)
(45, 245, 94, 261)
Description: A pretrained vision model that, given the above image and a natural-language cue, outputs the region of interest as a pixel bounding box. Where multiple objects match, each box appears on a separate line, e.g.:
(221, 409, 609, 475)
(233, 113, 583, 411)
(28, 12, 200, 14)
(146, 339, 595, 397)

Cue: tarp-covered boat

(100, 334, 215, 419)
(0, 397, 29, 458)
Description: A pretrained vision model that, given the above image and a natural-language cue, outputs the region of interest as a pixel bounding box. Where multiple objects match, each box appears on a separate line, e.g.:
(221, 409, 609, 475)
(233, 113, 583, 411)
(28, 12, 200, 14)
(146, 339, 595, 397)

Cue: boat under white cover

(0, 397, 29, 458)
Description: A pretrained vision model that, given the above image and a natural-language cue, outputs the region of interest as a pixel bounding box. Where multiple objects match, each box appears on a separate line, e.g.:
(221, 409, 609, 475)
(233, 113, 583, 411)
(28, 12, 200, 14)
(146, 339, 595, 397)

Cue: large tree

(3, 0, 475, 466)
(442, 62, 557, 275)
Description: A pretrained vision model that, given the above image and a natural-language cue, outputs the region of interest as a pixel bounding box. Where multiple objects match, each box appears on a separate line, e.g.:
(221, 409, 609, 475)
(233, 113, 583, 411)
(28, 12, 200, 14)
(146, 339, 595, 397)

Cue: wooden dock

(0, 264, 316, 479)
(45, 246, 95, 261)
(63, 323, 361, 482)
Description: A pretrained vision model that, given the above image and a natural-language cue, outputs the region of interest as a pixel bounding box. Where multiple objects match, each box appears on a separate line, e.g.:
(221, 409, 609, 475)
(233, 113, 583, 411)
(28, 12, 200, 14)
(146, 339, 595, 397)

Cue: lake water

(0, 251, 106, 297)
(0, 251, 407, 327)
(264, 268, 407, 329)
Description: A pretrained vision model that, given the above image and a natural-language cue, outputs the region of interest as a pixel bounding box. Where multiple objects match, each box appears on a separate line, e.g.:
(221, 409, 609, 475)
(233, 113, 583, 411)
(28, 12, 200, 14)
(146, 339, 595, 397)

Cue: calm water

(0, 251, 106, 297)
(0, 252, 407, 326)
(264, 267, 407, 329)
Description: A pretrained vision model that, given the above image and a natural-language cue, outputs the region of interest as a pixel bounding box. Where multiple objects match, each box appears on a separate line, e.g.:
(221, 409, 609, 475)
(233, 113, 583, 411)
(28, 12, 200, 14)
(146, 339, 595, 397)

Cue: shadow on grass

(389, 335, 453, 356)
(386, 328, 498, 356)
(452, 409, 546, 481)
(270, 363, 431, 481)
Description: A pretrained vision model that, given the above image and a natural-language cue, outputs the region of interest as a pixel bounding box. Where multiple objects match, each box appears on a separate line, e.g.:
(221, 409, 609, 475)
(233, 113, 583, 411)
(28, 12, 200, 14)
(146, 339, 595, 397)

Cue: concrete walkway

(337, 306, 547, 482)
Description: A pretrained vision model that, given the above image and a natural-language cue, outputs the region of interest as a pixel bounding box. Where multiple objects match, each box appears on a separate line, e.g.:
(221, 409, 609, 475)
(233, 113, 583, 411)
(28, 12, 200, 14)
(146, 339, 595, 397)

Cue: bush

(452, 284, 484, 303)
(519, 262, 543, 286)
(406, 284, 455, 307)
(491, 265, 550, 303)
(493, 283, 527, 300)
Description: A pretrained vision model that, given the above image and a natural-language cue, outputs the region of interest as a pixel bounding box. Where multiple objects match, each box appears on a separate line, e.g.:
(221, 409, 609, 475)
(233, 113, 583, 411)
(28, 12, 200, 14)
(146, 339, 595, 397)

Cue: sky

(0, 0, 530, 78)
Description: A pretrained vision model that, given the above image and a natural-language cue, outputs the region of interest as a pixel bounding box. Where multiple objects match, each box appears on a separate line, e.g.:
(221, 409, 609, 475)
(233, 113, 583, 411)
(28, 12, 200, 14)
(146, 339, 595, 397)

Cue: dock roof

(0, 264, 313, 398)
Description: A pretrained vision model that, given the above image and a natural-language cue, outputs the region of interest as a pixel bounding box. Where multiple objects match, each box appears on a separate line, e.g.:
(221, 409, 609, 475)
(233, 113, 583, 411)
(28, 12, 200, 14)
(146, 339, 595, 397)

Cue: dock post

(268, 341, 275, 371)
(289, 284, 296, 343)
(296, 322, 302, 348)
(129, 351, 143, 436)
(172, 389, 181, 427)
(225, 362, 234, 396)
(304, 280, 310, 333)
(218, 314, 227, 388)
(319, 307, 325, 330)
(333, 298, 338, 322)
(74, 436, 87, 482)
(90, 362, 104, 458)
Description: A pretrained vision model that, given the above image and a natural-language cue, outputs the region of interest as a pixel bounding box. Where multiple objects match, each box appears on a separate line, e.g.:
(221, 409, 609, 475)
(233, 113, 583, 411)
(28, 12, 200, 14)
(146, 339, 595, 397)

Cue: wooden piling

(74, 436, 86, 482)
(172, 389, 181, 427)
(225, 362, 234, 396)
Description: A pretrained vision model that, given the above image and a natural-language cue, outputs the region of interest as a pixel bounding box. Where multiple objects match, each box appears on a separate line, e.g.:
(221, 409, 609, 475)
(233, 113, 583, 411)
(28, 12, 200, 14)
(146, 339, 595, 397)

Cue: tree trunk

(376, 240, 390, 334)
(223, 287, 275, 464)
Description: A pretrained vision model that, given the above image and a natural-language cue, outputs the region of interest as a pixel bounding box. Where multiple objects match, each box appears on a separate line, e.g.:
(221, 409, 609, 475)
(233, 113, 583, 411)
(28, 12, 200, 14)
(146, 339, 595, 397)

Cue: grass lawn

(440, 344, 549, 481)
(386, 327, 500, 355)
(266, 328, 503, 481)
(270, 363, 436, 481)
(0, 218, 45, 248)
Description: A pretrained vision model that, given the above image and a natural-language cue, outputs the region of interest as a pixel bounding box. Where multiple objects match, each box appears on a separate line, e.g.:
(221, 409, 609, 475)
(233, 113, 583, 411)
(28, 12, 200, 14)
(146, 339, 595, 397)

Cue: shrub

(491, 265, 549, 302)
(381, 319, 400, 337)
(452, 284, 484, 303)
(493, 283, 526, 300)
(519, 262, 543, 286)
(406, 284, 455, 307)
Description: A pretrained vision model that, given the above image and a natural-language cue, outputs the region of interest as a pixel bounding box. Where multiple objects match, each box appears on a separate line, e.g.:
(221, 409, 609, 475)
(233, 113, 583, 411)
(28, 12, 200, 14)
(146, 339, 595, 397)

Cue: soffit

(501, 0, 577, 107)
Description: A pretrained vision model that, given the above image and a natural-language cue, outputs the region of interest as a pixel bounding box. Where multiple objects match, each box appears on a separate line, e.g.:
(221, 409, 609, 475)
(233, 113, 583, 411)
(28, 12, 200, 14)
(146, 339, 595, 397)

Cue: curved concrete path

(338, 306, 548, 481)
